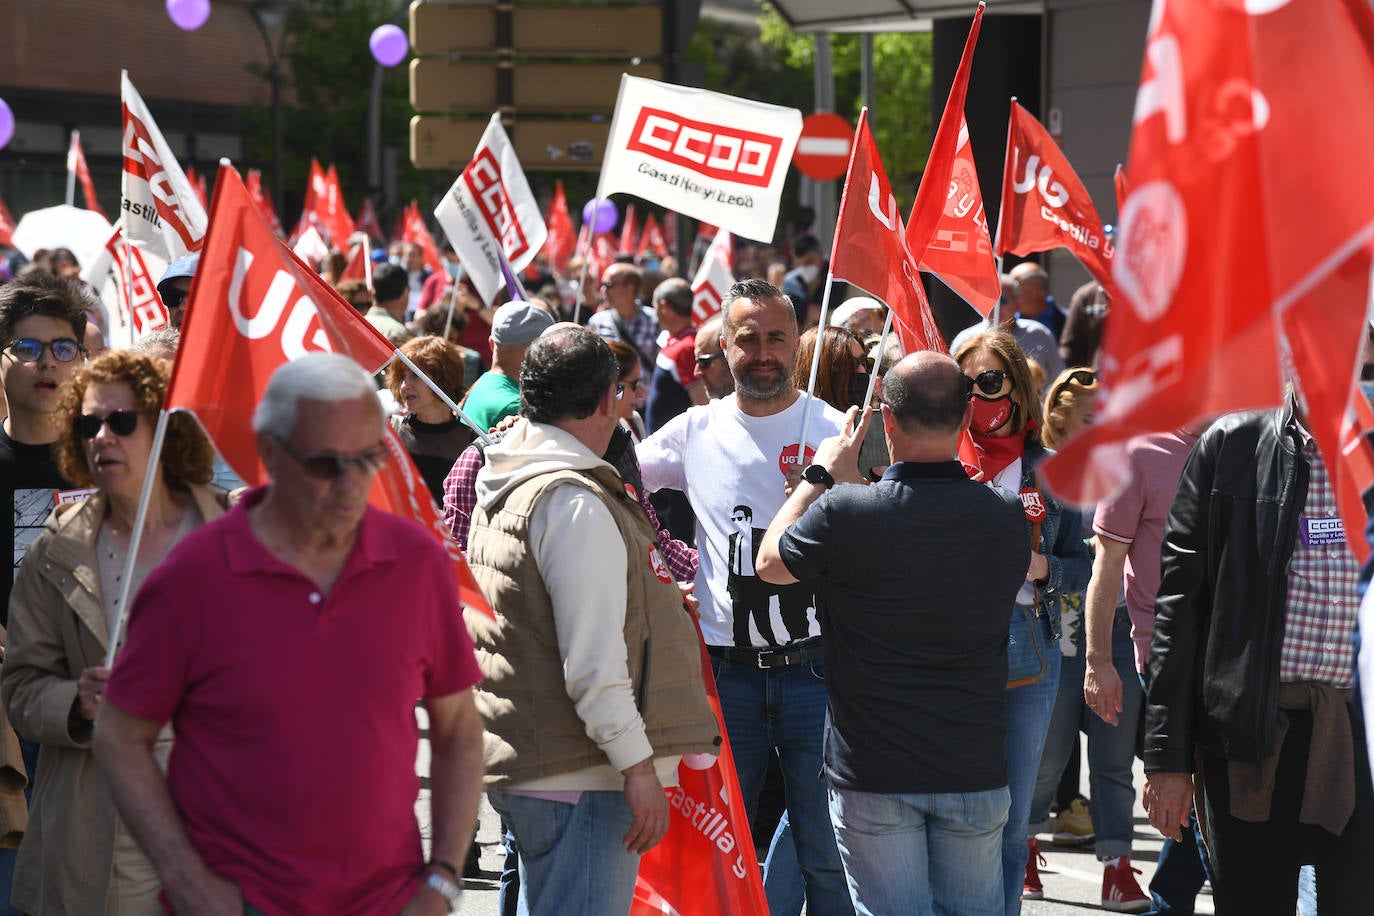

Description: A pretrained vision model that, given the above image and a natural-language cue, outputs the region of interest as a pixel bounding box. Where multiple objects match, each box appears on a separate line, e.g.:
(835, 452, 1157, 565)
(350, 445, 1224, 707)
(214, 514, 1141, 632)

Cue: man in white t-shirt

(638, 278, 852, 914)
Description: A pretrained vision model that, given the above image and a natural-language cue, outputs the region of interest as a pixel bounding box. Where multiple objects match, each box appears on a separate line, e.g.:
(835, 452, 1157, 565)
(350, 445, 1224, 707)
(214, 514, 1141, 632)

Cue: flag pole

(119, 233, 136, 348)
(65, 131, 77, 208)
(991, 96, 1017, 328)
(363, 236, 374, 292)
(795, 273, 837, 461)
(393, 349, 492, 445)
(441, 280, 460, 340)
(861, 303, 896, 408)
(572, 200, 601, 325)
(104, 409, 172, 668)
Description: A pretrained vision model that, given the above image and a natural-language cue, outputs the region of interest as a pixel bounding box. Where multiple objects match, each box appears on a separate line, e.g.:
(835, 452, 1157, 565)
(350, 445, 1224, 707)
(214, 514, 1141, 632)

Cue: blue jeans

(1029, 607, 1143, 858)
(829, 784, 1010, 916)
(487, 790, 641, 916)
(1001, 621, 1061, 916)
(709, 656, 852, 915)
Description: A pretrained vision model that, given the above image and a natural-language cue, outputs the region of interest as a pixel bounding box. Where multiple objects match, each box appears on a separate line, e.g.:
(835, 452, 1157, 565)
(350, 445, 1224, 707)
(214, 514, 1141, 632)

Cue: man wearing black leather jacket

(1141, 397, 1374, 914)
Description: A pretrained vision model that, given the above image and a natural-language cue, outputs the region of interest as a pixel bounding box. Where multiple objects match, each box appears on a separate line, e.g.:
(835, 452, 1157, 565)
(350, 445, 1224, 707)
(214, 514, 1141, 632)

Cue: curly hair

(53, 351, 215, 489)
(952, 329, 1042, 448)
(386, 335, 466, 405)
(793, 325, 866, 411)
(1041, 368, 1099, 449)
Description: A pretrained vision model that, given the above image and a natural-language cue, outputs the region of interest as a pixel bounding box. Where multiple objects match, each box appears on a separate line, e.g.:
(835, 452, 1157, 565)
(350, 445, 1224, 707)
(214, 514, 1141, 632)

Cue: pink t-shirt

(105, 490, 482, 916)
(1093, 431, 1199, 673)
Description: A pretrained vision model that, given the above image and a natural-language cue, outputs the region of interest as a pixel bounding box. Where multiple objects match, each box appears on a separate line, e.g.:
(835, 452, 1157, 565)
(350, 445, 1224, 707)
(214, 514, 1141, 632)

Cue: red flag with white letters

(1041, 0, 1374, 565)
(906, 3, 999, 316)
(832, 111, 943, 354)
(996, 100, 1114, 292)
(169, 164, 491, 614)
(324, 164, 356, 245)
(638, 214, 669, 261)
(402, 201, 445, 275)
(631, 638, 766, 916)
(544, 180, 577, 272)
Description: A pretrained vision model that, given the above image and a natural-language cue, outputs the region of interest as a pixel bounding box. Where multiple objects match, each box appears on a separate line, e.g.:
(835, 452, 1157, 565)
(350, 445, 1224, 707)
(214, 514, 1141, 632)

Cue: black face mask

(847, 372, 872, 409)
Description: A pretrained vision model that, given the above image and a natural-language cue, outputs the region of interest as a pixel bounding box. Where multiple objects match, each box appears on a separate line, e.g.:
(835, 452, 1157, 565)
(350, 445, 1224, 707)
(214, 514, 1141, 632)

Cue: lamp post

(246, 0, 290, 217)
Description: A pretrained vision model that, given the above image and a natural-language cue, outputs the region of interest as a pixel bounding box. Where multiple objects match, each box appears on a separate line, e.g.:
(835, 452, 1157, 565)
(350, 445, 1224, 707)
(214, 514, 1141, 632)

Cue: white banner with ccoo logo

(597, 76, 802, 244)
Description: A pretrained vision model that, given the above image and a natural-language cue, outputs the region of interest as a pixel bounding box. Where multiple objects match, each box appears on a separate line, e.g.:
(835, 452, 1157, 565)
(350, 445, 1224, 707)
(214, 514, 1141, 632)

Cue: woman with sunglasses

(2, 351, 225, 915)
(952, 331, 1092, 916)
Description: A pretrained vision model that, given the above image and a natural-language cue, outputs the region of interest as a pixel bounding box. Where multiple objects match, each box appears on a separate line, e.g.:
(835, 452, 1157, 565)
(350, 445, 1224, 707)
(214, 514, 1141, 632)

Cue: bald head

(882, 351, 970, 436)
(1009, 262, 1048, 316)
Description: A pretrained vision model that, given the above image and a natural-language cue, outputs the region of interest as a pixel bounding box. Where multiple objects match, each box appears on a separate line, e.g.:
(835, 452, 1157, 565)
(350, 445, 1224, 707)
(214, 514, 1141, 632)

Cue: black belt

(707, 638, 823, 670)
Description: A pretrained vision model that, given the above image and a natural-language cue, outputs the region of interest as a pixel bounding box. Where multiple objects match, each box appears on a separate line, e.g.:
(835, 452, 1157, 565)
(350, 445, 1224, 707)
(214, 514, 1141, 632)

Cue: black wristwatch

(801, 464, 835, 489)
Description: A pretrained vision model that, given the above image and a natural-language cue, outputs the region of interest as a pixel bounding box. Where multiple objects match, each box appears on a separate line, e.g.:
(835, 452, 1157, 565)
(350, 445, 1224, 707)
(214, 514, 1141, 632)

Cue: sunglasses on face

(74, 410, 142, 439)
(277, 439, 389, 480)
(5, 337, 84, 363)
(965, 368, 1009, 397)
(162, 290, 188, 310)
(695, 353, 724, 368)
(1049, 368, 1099, 403)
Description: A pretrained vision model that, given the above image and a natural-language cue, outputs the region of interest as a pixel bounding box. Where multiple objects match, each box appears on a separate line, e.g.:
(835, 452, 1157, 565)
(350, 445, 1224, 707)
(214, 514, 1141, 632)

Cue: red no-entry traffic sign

(794, 112, 853, 181)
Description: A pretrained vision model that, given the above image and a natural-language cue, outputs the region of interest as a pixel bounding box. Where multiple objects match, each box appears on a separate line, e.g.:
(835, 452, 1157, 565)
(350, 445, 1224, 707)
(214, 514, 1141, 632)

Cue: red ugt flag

(246, 169, 285, 239)
(1042, 0, 1374, 550)
(638, 214, 669, 261)
(620, 204, 640, 257)
(996, 100, 1114, 293)
(402, 201, 445, 275)
(169, 164, 492, 614)
(906, 2, 999, 316)
(631, 639, 767, 916)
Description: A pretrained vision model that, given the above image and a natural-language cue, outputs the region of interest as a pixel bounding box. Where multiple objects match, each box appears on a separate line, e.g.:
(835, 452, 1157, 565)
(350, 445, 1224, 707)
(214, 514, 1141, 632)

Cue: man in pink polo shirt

(94, 353, 484, 916)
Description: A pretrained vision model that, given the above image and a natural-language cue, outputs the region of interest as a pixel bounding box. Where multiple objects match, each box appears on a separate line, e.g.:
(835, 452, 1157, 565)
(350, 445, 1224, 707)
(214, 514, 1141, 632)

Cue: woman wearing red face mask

(953, 330, 1092, 916)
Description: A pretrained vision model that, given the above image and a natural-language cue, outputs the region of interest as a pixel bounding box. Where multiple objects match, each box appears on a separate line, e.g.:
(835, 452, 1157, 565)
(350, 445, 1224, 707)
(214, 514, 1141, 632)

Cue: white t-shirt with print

(638, 391, 846, 648)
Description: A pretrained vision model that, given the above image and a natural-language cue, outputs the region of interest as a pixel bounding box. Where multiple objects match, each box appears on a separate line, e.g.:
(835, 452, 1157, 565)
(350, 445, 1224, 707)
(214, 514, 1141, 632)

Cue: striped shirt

(1280, 438, 1359, 686)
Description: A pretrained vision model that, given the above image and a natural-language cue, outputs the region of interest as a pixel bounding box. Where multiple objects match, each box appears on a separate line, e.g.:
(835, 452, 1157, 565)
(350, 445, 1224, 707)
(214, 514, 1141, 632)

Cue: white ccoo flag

(597, 77, 801, 244)
(690, 229, 734, 324)
(434, 113, 548, 306)
(120, 71, 207, 263)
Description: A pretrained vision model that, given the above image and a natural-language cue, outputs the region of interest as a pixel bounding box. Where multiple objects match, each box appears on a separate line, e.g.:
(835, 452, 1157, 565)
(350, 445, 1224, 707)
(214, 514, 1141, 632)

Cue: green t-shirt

(461, 371, 520, 434)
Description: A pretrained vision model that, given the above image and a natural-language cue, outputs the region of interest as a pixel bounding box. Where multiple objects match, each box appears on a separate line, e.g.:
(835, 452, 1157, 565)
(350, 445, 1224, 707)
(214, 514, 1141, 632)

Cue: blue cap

(157, 254, 200, 299)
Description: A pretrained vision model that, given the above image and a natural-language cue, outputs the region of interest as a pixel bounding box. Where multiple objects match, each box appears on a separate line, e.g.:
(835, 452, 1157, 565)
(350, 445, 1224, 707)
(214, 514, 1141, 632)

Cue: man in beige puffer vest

(468, 327, 719, 916)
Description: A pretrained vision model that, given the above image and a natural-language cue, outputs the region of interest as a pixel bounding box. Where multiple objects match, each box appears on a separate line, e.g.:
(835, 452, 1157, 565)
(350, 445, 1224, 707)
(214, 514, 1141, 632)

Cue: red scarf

(971, 418, 1039, 483)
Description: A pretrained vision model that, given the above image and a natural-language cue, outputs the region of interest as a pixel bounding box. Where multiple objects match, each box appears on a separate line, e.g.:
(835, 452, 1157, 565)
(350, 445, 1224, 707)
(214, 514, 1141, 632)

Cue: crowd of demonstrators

(4, 351, 224, 914)
(2, 201, 1372, 916)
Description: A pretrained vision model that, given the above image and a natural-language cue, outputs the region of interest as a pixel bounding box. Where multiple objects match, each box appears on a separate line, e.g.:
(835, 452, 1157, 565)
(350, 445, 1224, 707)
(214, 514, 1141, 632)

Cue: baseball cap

(491, 300, 555, 346)
(157, 254, 200, 300)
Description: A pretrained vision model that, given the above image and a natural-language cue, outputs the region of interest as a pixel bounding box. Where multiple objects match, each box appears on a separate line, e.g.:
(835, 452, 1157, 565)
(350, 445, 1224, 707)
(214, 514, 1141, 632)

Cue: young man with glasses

(0, 271, 91, 916)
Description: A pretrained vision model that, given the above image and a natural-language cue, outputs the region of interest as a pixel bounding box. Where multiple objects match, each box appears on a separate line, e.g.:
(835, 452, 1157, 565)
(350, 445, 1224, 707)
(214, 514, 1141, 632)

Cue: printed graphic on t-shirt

(725, 503, 818, 647)
(12, 487, 57, 580)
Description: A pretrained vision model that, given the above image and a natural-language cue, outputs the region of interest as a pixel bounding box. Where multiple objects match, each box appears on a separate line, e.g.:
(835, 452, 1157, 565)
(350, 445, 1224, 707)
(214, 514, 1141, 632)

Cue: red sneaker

(1023, 837, 1046, 900)
(1101, 857, 1150, 913)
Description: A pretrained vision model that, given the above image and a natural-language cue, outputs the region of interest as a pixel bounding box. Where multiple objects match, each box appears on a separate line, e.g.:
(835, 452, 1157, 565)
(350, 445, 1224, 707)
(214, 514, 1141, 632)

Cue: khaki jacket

(0, 486, 227, 915)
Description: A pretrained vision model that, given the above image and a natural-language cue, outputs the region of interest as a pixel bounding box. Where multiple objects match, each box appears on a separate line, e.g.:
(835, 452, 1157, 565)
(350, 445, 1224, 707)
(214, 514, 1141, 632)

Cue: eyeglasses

(965, 368, 1009, 397)
(349, 298, 374, 310)
(74, 411, 142, 439)
(695, 353, 725, 368)
(162, 290, 188, 310)
(276, 439, 389, 480)
(4, 337, 85, 363)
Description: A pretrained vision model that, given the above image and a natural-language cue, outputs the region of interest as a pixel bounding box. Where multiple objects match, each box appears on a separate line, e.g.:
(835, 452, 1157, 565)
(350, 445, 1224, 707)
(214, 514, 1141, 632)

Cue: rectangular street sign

(410, 3, 660, 57)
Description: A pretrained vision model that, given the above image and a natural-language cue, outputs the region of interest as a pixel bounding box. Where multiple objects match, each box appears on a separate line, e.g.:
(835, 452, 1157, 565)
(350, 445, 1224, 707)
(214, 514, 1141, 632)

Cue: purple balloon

(370, 24, 409, 68)
(0, 100, 12, 151)
(166, 0, 210, 31)
(582, 198, 619, 234)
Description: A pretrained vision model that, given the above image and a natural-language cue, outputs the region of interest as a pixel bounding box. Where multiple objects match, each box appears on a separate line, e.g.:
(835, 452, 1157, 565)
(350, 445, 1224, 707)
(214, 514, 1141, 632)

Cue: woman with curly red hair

(1, 351, 227, 915)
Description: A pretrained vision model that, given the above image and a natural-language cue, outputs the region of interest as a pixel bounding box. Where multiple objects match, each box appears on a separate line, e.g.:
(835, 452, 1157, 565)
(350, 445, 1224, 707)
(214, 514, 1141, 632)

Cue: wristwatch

(801, 463, 835, 489)
(425, 871, 463, 912)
